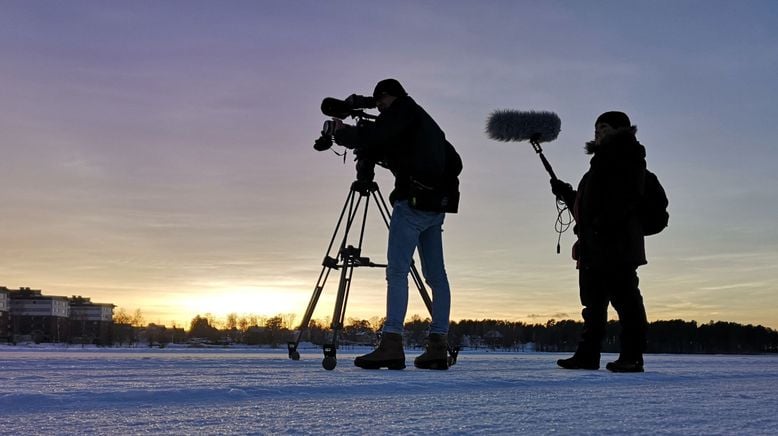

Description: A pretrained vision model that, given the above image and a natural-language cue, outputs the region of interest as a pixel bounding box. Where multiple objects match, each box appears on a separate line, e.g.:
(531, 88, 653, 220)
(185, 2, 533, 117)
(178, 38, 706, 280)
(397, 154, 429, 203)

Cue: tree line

(112, 309, 778, 354)
(447, 318, 778, 354)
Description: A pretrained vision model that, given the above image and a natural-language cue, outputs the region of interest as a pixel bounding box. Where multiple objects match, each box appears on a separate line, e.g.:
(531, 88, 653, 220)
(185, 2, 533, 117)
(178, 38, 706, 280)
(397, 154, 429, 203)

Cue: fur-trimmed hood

(585, 125, 644, 156)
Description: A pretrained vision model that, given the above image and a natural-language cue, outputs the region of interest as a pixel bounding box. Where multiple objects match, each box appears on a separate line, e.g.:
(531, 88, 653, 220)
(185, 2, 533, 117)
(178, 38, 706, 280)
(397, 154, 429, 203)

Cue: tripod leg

(288, 266, 333, 360)
(322, 261, 355, 371)
(409, 264, 433, 314)
(330, 262, 354, 335)
(371, 189, 392, 228)
(289, 188, 358, 362)
(321, 189, 366, 370)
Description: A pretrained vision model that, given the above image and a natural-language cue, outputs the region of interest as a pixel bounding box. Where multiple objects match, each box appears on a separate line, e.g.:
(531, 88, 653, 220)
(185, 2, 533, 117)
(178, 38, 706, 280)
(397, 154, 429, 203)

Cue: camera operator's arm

(334, 97, 413, 148)
(333, 97, 417, 166)
(551, 179, 576, 209)
(362, 98, 415, 149)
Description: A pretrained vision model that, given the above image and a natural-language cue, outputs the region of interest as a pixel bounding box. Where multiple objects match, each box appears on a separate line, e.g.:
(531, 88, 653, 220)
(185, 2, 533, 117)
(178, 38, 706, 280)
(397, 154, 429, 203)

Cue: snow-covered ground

(1, 346, 776, 435)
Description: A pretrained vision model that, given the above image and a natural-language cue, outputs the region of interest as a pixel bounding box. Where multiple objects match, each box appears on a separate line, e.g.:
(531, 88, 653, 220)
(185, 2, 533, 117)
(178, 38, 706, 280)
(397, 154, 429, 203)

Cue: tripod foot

(322, 344, 337, 370)
(322, 356, 337, 370)
(287, 342, 301, 361)
(448, 346, 460, 366)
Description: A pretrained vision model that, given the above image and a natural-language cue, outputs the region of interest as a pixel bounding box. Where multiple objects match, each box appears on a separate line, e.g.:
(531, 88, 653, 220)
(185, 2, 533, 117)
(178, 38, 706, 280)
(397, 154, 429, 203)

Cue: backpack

(441, 140, 462, 213)
(640, 170, 669, 236)
(408, 140, 462, 213)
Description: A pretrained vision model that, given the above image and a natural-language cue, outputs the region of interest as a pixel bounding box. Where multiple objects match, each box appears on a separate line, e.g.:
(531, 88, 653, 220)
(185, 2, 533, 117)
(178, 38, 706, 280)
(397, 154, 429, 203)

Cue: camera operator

(333, 78, 461, 370)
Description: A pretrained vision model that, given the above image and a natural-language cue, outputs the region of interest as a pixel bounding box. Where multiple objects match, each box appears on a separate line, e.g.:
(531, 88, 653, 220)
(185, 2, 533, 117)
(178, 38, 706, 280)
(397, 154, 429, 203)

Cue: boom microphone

(486, 109, 562, 180)
(486, 110, 561, 143)
(487, 109, 570, 254)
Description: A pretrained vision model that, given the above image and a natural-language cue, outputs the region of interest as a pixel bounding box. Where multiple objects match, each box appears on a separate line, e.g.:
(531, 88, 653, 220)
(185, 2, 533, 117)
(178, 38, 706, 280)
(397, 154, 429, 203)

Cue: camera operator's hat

(595, 111, 631, 129)
(373, 78, 408, 98)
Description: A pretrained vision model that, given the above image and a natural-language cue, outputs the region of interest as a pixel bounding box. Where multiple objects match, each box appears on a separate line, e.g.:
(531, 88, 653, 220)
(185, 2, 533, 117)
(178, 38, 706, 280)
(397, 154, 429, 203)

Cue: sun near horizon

(1, 3, 777, 332)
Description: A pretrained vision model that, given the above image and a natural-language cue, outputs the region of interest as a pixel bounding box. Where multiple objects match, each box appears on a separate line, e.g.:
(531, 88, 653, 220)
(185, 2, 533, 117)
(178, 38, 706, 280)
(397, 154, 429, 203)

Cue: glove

(550, 179, 572, 199)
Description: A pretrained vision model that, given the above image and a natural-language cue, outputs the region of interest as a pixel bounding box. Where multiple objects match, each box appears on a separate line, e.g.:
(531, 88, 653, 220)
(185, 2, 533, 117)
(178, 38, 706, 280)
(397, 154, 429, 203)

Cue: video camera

(314, 95, 377, 152)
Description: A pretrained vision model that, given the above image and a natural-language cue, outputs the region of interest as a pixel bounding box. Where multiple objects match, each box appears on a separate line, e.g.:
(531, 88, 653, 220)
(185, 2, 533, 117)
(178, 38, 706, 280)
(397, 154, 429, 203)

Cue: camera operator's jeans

(382, 201, 451, 336)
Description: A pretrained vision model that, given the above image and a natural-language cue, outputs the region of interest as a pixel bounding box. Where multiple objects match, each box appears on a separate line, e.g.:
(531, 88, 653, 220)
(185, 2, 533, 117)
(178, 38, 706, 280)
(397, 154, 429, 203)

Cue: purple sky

(1, 1, 777, 328)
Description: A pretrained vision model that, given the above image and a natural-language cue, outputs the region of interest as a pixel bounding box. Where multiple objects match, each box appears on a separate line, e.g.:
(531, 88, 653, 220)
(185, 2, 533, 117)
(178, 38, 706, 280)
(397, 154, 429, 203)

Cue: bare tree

(369, 316, 385, 332)
(238, 316, 250, 332)
(282, 313, 297, 330)
(203, 313, 221, 330)
(225, 313, 238, 331)
(113, 308, 131, 325)
(265, 316, 284, 331)
(131, 309, 145, 328)
(265, 316, 285, 347)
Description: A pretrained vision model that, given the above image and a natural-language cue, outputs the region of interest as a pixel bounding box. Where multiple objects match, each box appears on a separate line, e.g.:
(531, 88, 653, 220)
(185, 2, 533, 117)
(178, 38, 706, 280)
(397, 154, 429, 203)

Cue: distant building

(0, 287, 10, 340)
(9, 287, 70, 343)
(69, 296, 115, 345)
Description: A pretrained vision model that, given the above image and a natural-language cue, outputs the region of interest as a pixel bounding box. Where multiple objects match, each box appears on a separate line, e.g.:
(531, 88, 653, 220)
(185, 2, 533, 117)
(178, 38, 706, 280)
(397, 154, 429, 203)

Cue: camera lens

(322, 120, 336, 136)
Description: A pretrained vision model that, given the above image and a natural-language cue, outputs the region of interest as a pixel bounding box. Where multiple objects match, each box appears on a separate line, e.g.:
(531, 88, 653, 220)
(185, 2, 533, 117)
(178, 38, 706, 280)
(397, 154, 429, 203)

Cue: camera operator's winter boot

(414, 333, 449, 370)
(606, 356, 644, 373)
(354, 332, 405, 370)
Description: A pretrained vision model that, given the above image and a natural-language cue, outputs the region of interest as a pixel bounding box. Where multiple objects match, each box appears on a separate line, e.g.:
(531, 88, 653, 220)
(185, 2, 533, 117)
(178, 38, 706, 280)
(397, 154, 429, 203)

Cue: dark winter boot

(354, 332, 405, 370)
(606, 356, 644, 373)
(414, 333, 449, 370)
(556, 351, 600, 370)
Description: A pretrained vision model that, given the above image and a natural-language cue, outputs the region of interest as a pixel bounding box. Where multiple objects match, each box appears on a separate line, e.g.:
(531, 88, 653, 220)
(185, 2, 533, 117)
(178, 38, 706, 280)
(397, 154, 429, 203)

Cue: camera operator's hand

(330, 118, 345, 131)
(334, 122, 359, 148)
(550, 178, 573, 199)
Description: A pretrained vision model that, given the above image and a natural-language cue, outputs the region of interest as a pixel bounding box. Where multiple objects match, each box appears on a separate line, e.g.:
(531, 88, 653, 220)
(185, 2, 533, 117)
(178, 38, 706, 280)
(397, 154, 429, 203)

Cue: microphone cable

(554, 198, 573, 254)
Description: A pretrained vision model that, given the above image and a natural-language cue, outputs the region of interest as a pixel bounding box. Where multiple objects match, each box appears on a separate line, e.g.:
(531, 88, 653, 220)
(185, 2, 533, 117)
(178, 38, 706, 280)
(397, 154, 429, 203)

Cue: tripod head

(350, 158, 380, 196)
(355, 158, 375, 183)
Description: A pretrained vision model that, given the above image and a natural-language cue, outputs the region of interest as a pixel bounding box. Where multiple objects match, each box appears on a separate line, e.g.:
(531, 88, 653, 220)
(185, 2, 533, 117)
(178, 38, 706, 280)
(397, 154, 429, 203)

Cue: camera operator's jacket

(335, 95, 460, 209)
(557, 127, 647, 268)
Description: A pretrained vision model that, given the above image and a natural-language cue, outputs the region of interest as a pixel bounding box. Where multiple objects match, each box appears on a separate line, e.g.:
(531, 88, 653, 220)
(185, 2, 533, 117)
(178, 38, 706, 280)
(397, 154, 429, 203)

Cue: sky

(1, 1, 777, 329)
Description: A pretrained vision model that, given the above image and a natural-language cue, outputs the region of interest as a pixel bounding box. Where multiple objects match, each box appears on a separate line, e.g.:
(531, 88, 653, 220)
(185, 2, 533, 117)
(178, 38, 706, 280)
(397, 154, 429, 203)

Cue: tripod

(287, 160, 459, 370)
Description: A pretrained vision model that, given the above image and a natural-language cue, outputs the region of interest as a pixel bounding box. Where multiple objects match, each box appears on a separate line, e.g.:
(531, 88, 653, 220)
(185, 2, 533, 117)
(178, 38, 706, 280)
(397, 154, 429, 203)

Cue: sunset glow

(1, 2, 776, 329)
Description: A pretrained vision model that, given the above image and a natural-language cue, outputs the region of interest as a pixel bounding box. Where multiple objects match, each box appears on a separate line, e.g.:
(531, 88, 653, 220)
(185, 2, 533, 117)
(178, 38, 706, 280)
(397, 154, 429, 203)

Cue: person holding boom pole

(550, 111, 650, 373)
(487, 109, 661, 373)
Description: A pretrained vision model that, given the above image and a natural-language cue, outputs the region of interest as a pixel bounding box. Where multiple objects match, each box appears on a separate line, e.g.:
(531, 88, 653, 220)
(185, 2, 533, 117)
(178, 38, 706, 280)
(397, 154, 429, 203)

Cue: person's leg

(417, 212, 449, 335)
(355, 201, 419, 369)
(381, 201, 421, 335)
(558, 266, 608, 369)
(578, 267, 610, 356)
(413, 212, 451, 370)
(608, 267, 647, 372)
